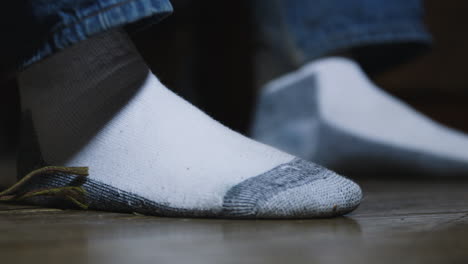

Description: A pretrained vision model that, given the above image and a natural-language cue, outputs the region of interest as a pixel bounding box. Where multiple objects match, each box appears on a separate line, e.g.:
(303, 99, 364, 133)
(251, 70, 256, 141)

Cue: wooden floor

(1, 180, 468, 264)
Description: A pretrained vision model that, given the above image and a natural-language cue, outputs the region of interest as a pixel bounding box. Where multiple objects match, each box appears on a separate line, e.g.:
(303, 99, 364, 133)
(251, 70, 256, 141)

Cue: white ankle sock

(17, 31, 361, 218)
(253, 57, 468, 177)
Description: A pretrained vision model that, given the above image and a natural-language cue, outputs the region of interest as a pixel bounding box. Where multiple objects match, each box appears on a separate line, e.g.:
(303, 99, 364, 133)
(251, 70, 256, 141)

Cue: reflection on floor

(1, 180, 468, 264)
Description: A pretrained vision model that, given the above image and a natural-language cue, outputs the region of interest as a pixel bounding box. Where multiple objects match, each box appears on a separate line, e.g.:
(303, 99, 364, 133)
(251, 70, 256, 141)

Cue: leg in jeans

(252, 0, 468, 178)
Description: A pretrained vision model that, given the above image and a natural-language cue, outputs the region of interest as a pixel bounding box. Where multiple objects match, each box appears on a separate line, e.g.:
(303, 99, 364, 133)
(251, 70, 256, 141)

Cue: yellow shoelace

(0, 166, 89, 209)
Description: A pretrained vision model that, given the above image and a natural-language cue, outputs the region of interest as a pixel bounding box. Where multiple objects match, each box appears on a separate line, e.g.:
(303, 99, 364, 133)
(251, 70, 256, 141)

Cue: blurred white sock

(253, 57, 468, 177)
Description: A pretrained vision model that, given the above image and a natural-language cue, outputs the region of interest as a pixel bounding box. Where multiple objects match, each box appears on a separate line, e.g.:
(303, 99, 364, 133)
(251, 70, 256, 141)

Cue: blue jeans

(0, 0, 173, 71)
(0, 0, 430, 73)
(253, 0, 431, 83)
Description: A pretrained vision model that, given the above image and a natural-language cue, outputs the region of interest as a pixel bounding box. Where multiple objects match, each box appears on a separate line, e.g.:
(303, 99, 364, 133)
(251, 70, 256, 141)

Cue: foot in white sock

(14, 31, 362, 218)
(253, 57, 468, 178)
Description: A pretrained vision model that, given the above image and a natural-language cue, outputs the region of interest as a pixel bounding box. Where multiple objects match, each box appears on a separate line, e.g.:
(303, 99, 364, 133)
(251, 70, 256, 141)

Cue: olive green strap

(0, 166, 89, 209)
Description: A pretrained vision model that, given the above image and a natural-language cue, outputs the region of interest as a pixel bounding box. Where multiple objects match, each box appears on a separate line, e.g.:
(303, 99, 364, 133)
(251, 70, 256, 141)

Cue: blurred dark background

(1, 0, 468, 152)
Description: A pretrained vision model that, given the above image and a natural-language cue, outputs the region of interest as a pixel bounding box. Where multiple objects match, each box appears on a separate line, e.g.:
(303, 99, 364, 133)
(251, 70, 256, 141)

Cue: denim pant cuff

(298, 20, 432, 64)
(20, 0, 173, 70)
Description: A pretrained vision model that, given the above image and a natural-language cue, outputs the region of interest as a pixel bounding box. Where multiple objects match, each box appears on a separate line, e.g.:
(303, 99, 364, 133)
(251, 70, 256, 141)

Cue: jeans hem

(20, 0, 173, 70)
(297, 21, 432, 65)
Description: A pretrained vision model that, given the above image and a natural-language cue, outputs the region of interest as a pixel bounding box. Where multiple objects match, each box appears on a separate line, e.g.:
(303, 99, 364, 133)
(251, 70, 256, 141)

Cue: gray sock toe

(222, 158, 362, 218)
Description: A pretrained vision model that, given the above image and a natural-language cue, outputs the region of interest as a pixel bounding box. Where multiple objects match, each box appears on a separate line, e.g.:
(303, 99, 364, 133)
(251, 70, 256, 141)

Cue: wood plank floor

(1, 180, 468, 264)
